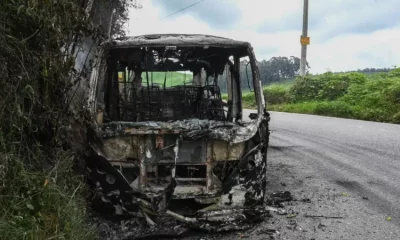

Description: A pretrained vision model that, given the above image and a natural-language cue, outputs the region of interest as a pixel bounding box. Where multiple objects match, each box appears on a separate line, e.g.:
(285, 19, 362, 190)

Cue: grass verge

(0, 150, 97, 240)
(269, 101, 400, 123)
(242, 70, 400, 124)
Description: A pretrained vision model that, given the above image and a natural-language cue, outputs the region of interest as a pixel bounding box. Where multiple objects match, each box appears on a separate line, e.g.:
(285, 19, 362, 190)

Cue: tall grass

(0, 0, 103, 239)
(0, 151, 96, 240)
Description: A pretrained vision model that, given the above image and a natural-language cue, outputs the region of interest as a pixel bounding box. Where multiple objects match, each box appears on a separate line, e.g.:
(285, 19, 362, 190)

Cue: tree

(247, 56, 310, 86)
(217, 56, 310, 93)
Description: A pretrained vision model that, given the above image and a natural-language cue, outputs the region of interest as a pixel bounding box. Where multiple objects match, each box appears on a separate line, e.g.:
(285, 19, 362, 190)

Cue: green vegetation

(212, 65, 398, 124)
(141, 71, 192, 87)
(242, 93, 257, 109)
(0, 151, 94, 240)
(219, 56, 306, 93)
(0, 0, 137, 239)
(237, 79, 294, 108)
(263, 85, 289, 105)
(0, 0, 99, 238)
(257, 70, 400, 123)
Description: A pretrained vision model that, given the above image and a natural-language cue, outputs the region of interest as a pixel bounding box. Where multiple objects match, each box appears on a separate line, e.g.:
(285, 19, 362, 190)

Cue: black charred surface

(88, 33, 271, 235)
(99, 119, 254, 142)
(105, 34, 250, 50)
(86, 151, 176, 216)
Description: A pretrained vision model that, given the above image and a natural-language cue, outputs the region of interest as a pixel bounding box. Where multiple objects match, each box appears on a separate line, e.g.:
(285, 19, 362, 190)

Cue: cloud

(151, 0, 242, 29)
(308, 0, 400, 42)
(253, 0, 400, 43)
(308, 28, 400, 73)
(127, 0, 400, 73)
(247, 0, 303, 33)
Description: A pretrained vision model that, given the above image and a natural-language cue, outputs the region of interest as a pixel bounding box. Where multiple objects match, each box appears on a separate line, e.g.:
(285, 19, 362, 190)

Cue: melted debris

(86, 148, 270, 237)
(100, 118, 260, 144)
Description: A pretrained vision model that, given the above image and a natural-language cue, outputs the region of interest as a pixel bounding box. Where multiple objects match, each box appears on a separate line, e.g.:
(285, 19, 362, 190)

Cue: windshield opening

(103, 46, 254, 123)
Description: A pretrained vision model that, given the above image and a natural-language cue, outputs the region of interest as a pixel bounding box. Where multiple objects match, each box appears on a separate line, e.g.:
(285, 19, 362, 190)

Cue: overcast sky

(127, 0, 400, 73)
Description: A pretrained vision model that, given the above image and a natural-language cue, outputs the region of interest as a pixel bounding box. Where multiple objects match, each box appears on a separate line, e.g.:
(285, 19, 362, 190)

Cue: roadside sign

(300, 36, 310, 45)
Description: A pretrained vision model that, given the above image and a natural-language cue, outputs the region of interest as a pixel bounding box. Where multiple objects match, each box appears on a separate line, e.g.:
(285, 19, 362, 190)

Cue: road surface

(264, 111, 400, 219)
(235, 110, 400, 239)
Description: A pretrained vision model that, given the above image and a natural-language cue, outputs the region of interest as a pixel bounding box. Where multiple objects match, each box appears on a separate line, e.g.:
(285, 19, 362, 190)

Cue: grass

(221, 92, 257, 108)
(268, 101, 357, 118)
(155, 71, 400, 124)
(260, 70, 400, 123)
(266, 79, 295, 90)
(221, 79, 295, 107)
(242, 92, 257, 108)
(0, 1, 100, 239)
(141, 71, 193, 87)
(269, 100, 400, 123)
(263, 84, 289, 105)
(0, 150, 97, 240)
(240, 79, 295, 108)
(236, 70, 400, 124)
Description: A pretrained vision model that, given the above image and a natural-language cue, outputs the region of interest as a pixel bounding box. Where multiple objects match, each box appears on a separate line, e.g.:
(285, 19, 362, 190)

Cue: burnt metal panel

(139, 136, 147, 189)
(176, 140, 207, 164)
(101, 136, 139, 160)
(104, 34, 250, 49)
(206, 140, 214, 191)
(213, 140, 245, 161)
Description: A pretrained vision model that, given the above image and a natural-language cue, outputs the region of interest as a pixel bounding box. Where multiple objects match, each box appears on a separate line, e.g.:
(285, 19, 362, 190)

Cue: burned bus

(86, 34, 270, 224)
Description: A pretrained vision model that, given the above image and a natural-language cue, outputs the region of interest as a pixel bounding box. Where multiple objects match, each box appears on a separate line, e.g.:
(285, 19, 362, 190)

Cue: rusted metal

(86, 33, 270, 233)
(213, 140, 245, 161)
(139, 138, 146, 189)
(155, 135, 164, 149)
(206, 140, 214, 191)
(104, 34, 250, 49)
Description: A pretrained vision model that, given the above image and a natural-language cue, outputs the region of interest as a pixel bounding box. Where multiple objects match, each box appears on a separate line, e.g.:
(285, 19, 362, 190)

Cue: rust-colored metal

(139, 136, 147, 188)
(206, 140, 214, 191)
(102, 136, 136, 160)
(213, 141, 245, 161)
(155, 135, 164, 149)
(154, 135, 164, 182)
(96, 111, 104, 124)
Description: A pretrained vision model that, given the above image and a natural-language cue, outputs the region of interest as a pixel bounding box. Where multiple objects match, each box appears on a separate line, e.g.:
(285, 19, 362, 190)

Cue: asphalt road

(255, 110, 400, 222)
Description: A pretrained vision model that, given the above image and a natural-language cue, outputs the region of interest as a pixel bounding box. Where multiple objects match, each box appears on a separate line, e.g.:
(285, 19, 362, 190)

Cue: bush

(289, 72, 366, 102)
(267, 69, 400, 123)
(388, 68, 400, 78)
(264, 85, 289, 105)
(289, 75, 325, 102)
(341, 77, 400, 108)
(242, 92, 257, 108)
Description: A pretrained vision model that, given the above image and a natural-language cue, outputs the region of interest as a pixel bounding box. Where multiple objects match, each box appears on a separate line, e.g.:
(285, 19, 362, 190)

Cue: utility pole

(300, 0, 309, 76)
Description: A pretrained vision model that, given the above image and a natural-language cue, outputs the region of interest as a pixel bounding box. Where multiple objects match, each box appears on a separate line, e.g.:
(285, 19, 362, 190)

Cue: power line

(160, 0, 206, 20)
